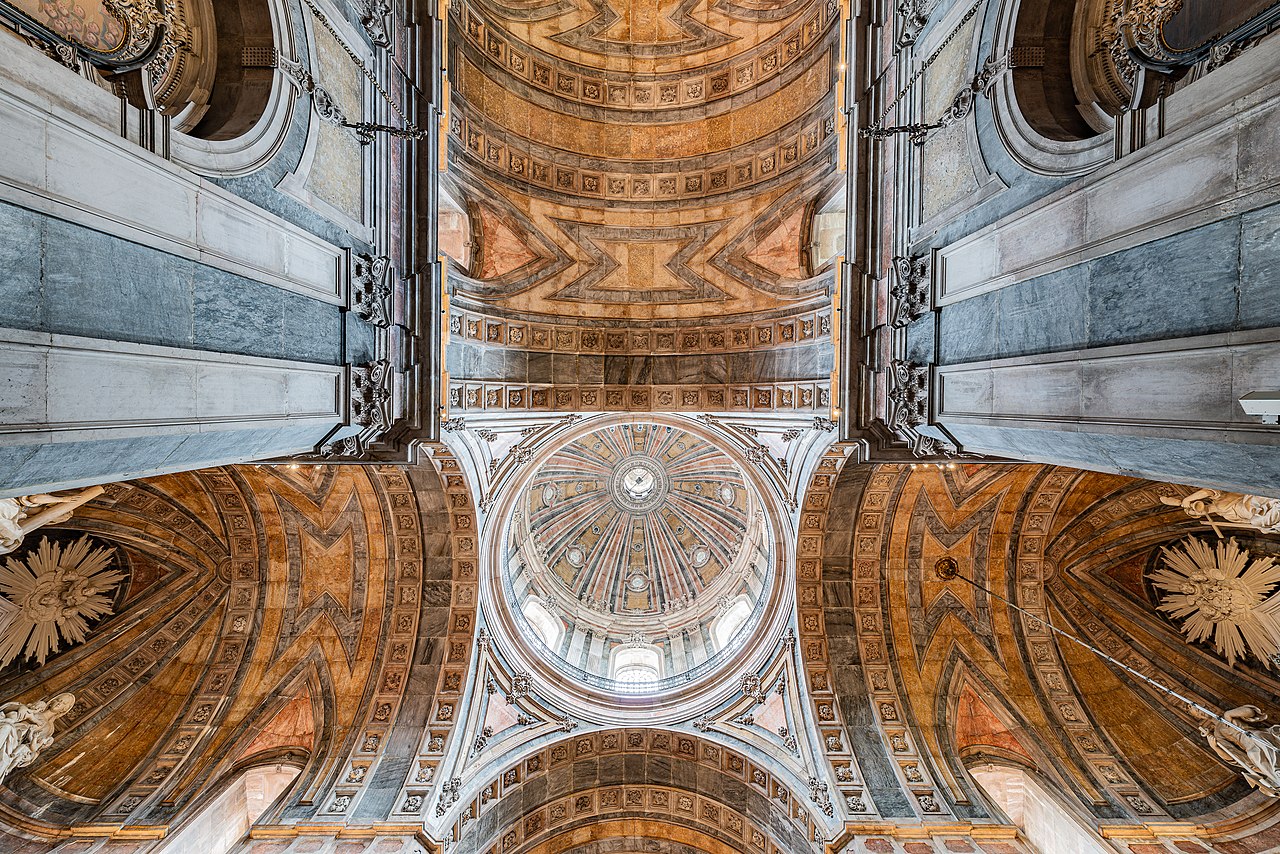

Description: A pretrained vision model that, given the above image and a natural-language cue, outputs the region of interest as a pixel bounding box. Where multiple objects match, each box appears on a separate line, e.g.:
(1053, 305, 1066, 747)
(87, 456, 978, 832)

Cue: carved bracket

(886, 360, 954, 456)
(361, 0, 392, 49)
(896, 0, 929, 50)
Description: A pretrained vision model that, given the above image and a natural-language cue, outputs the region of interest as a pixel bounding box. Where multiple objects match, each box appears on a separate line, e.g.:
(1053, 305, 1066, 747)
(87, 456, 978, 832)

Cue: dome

(501, 421, 774, 694)
(523, 422, 750, 615)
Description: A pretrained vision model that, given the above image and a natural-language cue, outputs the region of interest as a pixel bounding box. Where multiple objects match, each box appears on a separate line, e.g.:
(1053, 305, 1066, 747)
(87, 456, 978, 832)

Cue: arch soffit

(447, 727, 823, 854)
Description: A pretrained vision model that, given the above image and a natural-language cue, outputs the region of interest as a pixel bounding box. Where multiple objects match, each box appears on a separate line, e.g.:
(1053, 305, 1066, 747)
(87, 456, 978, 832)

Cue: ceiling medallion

(609, 456, 670, 514)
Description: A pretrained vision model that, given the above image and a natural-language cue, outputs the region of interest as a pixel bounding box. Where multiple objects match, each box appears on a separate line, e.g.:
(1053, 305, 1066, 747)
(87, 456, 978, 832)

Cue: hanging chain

(300, 0, 424, 137)
(863, 0, 986, 134)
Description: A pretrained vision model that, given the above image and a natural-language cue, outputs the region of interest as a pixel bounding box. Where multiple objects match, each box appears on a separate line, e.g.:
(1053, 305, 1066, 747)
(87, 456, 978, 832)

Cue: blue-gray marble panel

(193, 270, 283, 359)
(938, 292, 998, 364)
(1240, 202, 1280, 329)
(43, 217, 195, 348)
(997, 264, 1089, 358)
(0, 202, 43, 331)
(1087, 218, 1239, 346)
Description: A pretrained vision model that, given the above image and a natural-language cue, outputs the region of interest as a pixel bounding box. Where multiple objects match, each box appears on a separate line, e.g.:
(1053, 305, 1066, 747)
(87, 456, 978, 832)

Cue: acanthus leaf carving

(351, 253, 393, 327)
(350, 360, 394, 432)
(886, 360, 953, 457)
(889, 255, 930, 328)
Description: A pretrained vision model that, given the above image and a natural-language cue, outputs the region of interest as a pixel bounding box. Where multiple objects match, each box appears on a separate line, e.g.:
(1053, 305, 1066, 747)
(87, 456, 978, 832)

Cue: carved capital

(350, 360, 394, 432)
(351, 253, 392, 327)
(889, 255, 930, 327)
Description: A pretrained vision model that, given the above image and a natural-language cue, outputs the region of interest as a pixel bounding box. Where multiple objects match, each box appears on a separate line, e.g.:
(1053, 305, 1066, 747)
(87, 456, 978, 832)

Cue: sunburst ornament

(0, 537, 124, 667)
(1150, 537, 1280, 668)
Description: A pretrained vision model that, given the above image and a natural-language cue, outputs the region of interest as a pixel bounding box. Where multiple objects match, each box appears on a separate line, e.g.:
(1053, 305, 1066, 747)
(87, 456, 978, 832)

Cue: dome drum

(477, 415, 797, 721)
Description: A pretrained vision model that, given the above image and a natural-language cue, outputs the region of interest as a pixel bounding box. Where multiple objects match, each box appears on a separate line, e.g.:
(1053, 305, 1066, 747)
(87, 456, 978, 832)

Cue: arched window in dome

(521, 599, 563, 651)
(711, 597, 753, 650)
(611, 646, 662, 686)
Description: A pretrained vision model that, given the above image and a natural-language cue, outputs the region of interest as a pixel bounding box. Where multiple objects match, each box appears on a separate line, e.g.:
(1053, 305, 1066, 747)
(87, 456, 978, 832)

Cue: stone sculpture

(1162, 489, 1280, 536)
(0, 536, 125, 667)
(1149, 536, 1280, 667)
(0, 693, 75, 786)
(1199, 705, 1280, 798)
(0, 487, 105, 556)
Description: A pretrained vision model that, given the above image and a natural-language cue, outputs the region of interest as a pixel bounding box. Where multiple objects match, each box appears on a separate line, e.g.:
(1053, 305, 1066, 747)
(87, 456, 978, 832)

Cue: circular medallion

(609, 456, 670, 514)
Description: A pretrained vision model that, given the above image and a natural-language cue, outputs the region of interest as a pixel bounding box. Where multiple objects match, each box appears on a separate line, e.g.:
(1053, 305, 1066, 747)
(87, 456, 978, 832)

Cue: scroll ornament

(0, 693, 75, 786)
(1149, 536, 1280, 668)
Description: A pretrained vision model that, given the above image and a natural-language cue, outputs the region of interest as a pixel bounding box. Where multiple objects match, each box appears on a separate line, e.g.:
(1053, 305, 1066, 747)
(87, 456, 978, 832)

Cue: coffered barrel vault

(443, 0, 842, 413)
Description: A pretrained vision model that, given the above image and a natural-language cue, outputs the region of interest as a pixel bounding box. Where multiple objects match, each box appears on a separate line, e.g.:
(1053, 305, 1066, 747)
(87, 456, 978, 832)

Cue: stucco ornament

(0, 693, 75, 786)
(1199, 705, 1280, 798)
(1162, 489, 1280, 536)
(1149, 537, 1280, 667)
(0, 537, 124, 667)
(0, 487, 105, 556)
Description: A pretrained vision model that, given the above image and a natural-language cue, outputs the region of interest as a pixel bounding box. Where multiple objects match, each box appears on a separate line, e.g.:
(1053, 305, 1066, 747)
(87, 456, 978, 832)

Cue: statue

(0, 693, 75, 786)
(0, 487, 105, 556)
(1198, 705, 1280, 797)
(1162, 489, 1280, 536)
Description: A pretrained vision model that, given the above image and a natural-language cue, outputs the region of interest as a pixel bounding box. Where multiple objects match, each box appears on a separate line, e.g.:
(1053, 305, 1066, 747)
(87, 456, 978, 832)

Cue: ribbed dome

(503, 420, 774, 692)
(522, 422, 750, 616)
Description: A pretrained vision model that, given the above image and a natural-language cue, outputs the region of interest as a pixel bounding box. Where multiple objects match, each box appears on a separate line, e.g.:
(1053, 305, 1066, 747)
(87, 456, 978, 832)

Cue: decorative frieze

(449, 308, 833, 354)
(448, 381, 830, 413)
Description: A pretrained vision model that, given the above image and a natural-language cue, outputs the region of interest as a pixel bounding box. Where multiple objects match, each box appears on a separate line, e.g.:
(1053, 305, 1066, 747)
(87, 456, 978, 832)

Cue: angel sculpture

(0, 487, 105, 556)
(1162, 489, 1280, 536)
(1198, 705, 1280, 798)
(0, 693, 75, 786)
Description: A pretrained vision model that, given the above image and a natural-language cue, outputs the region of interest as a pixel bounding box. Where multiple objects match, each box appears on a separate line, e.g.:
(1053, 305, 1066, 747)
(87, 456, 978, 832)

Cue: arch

(710, 596, 753, 650)
(521, 598, 563, 651)
(156, 757, 304, 854)
(968, 763, 1110, 854)
(988, 0, 1114, 176)
(609, 644, 663, 685)
(169, 0, 298, 176)
(446, 728, 822, 854)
